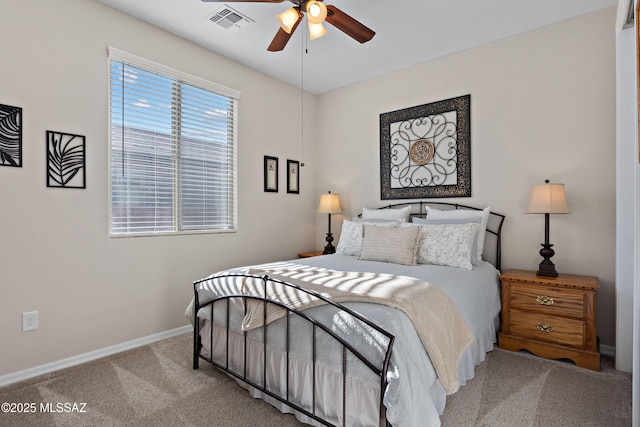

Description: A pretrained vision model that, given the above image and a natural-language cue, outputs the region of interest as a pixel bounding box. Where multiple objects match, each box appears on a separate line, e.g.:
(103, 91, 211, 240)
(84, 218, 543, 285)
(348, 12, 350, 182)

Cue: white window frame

(108, 47, 239, 237)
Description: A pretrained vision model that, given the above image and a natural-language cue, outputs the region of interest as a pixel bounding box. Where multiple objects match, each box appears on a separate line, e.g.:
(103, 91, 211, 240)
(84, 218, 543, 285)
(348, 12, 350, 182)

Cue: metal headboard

(369, 201, 505, 271)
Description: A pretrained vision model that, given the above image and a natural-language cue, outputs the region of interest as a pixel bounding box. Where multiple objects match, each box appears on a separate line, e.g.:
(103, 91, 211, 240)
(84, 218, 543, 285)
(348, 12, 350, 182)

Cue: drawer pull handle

(536, 322, 554, 333)
(536, 295, 554, 306)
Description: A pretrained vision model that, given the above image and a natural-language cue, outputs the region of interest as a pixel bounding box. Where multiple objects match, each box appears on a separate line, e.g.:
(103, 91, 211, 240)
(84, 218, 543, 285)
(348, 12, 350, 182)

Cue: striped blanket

(241, 268, 473, 394)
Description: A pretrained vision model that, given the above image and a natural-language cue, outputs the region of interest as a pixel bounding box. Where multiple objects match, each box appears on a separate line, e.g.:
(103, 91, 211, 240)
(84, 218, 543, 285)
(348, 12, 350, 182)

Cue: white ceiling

(97, 0, 617, 94)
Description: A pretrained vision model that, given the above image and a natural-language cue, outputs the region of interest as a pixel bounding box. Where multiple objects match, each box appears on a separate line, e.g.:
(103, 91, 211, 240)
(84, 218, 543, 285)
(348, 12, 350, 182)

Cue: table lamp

(525, 180, 570, 277)
(318, 191, 342, 254)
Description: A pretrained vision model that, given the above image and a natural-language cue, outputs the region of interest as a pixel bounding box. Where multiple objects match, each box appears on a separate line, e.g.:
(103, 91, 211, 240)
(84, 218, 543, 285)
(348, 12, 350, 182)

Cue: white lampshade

(276, 7, 300, 33)
(306, 0, 327, 24)
(525, 182, 570, 214)
(318, 193, 342, 214)
(308, 22, 327, 40)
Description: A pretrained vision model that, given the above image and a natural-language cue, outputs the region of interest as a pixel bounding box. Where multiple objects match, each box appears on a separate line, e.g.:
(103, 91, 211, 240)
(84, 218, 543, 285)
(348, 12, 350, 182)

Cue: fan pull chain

(300, 25, 307, 167)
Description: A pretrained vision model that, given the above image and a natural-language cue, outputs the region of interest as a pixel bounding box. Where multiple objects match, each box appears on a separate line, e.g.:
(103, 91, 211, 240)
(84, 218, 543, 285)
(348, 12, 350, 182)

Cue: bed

(187, 201, 505, 427)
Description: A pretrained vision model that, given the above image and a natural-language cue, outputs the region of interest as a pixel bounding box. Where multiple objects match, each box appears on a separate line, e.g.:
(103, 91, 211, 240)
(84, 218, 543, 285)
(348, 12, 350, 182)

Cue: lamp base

(536, 243, 558, 278)
(323, 233, 336, 255)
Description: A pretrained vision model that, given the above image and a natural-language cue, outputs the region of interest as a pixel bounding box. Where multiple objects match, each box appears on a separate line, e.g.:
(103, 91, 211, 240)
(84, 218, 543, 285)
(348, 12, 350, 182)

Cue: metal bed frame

(193, 273, 395, 426)
(192, 201, 505, 427)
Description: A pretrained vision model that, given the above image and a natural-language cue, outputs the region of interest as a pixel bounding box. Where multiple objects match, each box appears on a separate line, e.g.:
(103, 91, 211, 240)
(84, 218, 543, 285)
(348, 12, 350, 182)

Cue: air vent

(208, 6, 254, 32)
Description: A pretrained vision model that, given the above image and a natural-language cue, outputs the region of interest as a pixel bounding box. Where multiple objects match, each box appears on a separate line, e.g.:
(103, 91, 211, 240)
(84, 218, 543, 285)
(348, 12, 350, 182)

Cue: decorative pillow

(362, 206, 411, 222)
(416, 223, 480, 270)
(335, 220, 399, 257)
(358, 224, 419, 265)
(351, 217, 399, 223)
(413, 216, 482, 265)
(424, 206, 490, 262)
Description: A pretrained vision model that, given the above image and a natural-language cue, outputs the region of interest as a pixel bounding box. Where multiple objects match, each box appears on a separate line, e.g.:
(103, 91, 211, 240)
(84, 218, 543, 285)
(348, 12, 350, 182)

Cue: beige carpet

(0, 333, 631, 426)
(441, 347, 632, 427)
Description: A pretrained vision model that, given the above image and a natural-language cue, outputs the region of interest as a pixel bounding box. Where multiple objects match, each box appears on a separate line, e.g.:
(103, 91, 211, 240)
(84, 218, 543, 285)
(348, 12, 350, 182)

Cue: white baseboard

(0, 325, 191, 388)
(600, 343, 615, 358)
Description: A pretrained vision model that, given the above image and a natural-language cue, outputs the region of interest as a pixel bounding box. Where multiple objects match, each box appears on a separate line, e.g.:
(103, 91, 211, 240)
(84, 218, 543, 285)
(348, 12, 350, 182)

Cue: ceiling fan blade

(267, 28, 294, 52)
(267, 11, 303, 51)
(202, 0, 285, 2)
(325, 5, 375, 44)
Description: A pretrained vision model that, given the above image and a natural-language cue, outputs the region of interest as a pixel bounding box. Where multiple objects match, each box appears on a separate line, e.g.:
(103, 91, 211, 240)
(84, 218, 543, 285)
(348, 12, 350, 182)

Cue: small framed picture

(287, 159, 299, 194)
(264, 156, 278, 192)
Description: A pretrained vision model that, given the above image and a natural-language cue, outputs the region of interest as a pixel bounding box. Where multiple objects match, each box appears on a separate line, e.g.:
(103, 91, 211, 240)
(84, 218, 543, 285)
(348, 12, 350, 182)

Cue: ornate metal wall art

(46, 131, 86, 188)
(379, 95, 471, 199)
(0, 103, 22, 167)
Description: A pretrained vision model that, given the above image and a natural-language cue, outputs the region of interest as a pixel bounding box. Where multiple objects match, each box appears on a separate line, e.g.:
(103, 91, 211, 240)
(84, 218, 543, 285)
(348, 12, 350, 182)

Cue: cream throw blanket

(241, 268, 473, 394)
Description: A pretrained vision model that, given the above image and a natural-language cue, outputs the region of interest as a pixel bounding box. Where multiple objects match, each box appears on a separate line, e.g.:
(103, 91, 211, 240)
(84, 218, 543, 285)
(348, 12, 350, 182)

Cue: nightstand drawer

(509, 284, 585, 319)
(510, 310, 585, 347)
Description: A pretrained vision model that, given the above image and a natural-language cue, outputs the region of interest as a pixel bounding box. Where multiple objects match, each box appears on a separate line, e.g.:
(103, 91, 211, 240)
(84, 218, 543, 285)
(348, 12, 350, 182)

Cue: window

(108, 48, 239, 236)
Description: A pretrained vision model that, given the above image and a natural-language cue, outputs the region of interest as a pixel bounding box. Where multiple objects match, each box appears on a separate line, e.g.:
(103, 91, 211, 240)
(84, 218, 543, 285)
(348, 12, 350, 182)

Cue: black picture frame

(264, 155, 278, 192)
(287, 159, 300, 194)
(46, 131, 86, 189)
(0, 103, 22, 167)
(379, 94, 471, 199)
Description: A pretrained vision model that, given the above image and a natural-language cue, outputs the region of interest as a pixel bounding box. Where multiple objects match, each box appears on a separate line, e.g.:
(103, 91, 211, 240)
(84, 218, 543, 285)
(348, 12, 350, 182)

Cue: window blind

(109, 49, 238, 236)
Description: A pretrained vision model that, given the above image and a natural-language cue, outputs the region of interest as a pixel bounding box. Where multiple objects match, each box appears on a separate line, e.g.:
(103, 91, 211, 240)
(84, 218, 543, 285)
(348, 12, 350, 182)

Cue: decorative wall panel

(380, 95, 470, 199)
(47, 131, 86, 188)
(0, 103, 22, 167)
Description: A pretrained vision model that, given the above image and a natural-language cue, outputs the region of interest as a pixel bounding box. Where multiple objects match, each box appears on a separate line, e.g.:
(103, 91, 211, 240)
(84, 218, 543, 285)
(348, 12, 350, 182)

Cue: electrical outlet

(22, 311, 38, 332)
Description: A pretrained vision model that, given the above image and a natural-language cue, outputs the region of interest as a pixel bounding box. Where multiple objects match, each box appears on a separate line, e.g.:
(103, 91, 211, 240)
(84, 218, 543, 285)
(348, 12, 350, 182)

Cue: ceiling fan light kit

(203, 0, 374, 52)
(276, 7, 300, 33)
(306, 0, 327, 24)
(308, 22, 327, 39)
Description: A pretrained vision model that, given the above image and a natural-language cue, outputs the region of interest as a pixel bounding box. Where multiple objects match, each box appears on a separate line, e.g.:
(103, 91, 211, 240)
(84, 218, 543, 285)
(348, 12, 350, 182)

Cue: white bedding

(187, 254, 501, 427)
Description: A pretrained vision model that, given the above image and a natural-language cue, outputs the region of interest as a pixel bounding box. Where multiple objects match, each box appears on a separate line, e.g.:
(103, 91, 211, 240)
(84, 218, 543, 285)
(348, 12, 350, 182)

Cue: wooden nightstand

(498, 269, 600, 371)
(298, 250, 324, 258)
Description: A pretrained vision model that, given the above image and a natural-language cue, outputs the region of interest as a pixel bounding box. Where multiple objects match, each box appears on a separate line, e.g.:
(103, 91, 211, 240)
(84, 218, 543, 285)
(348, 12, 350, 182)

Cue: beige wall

(0, 1, 619, 379)
(315, 8, 618, 348)
(0, 0, 317, 377)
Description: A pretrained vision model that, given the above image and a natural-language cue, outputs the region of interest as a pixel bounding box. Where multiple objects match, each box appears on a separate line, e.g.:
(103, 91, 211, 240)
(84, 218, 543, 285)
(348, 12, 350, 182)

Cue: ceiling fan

(202, 0, 375, 52)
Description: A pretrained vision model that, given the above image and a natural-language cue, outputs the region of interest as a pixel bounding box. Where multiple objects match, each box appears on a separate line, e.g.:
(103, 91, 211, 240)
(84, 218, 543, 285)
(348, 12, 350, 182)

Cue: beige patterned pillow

(336, 219, 400, 256)
(416, 223, 480, 270)
(358, 224, 419, 265)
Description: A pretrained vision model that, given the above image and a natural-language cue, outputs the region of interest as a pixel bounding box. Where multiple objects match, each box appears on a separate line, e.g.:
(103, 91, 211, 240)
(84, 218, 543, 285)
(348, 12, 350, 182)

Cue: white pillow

(358, 224, 419, 265)
(424, 206, 490, 261)
(416, 223, 480, 270)
(362, 206, 411, 222)
(335, 220, 399, 257)
(412, 216, 482, 265)
(351, 217, 399, 223)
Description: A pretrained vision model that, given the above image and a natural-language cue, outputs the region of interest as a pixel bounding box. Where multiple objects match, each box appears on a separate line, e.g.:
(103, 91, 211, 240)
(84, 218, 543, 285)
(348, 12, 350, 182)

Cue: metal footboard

(192, 273, 395, 427)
